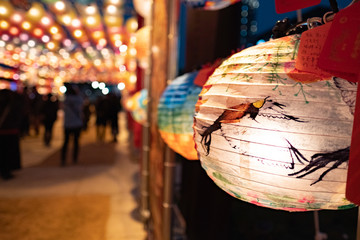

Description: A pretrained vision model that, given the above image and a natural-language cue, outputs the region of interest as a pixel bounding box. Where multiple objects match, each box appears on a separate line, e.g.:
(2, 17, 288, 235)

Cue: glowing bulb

(85, 6, 96, 14)
(115, 40, 122, 47)
(109, 0, 121, 5)
(119, 44, 127, 52)
(21, 44, 28, 51)
(117, 83, 125, 91)
(12, 13, 22, 23)
(41, 16, 51, 26)
(47, 42, 55, 50)
(29, 8, 40, 17)
(63, 39, 72, 47)
(71, 19, 81, 27)
(60, 86, 67, 93)
(102, 88, 109, 95)
(9, 27, 19, 35)
(1, 34, 9, 41)
(53, 33, 62, 41)
(99, 82, 105, 89)
(0, 20, 9, 29)
(21, 21, 31, 30)
(129, 47, 137, 56)
(91, 81, 99, 89)
(107, 5, 117, 14)
(54, 1, 65, 11)
(0, 6, 7, 16)
(129, 74, 137, 83)
(40, 35, 49, 43)
(50, 26, 58, 34)
(74, 30, 83, 38)
(33, 28, 43, 37)
(19, 33, 29, 41)
(62, 15, 72, 25)
(86, 16, 96, 25)
(94, 59, 101, 66)
(117, 82, 125, 90)
(119, 65, 126, 71)
(98, 38, 107, 46)
(92, 31, 102, 39)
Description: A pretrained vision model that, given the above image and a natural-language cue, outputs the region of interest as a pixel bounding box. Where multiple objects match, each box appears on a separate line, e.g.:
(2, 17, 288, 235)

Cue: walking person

(107, 92, 122, 142)
(61, 84, 83, 166)
(29, 86, 43, 136)
(95, 96, 108, 142)
(41, 93, 59, 146)
(0, 88, 23, 180)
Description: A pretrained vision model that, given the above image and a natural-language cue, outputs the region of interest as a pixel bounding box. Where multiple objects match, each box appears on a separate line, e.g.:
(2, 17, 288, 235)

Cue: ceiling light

(62, 15, 72, 25)
(85, 6, 96, 15)
(54, 1, 65, 11)
(21, 21, 32, 30)
(9, 26, 19, 35)
(41, 16, 51, 26)
(106, 5, 117, 14)
(42, 35, 50, 43)
(74, 29, 83, 38)
(0, 20, 9, 29)
(50, 26, 59, 34)
(71, 19, 81, 27)
(33, 28, 43, 37)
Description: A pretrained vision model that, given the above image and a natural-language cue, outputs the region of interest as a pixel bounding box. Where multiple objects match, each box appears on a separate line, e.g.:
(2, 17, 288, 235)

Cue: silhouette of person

(41, 93, 59, 146)
(95, 95, 108, 142)
(61, 84, 83, 166)
(0, 88, 23, 180)
(82, 96, 91, 131)
(29, 86, 43, 136)
(106, 91, 122, 142)
(19, 86, 31, 137)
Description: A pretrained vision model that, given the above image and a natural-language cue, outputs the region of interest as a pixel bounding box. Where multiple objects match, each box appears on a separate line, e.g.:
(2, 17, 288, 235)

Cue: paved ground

(0, 111, 147, 240)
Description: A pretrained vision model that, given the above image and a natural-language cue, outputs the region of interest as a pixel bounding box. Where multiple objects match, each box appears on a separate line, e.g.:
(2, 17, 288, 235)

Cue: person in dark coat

(0, 88, 23, 180)
(29, 86, 43, 136)
(41, 93, 59, 146)
(19, 86, 31, 137)
(61, 84, 83, 166)
(95, 96, 108, 142)
(106, 92, 122, 142)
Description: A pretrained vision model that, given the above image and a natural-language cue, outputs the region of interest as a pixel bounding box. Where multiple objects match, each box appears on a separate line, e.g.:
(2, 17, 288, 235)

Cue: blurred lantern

(158, 71, 202, 160)
(104, 15, 122, 27)
(193, 35, 357, 211)
(26, 2, 45, 22)
(0, 1, 14, 18)
(133, 0, 151, 19)
(126, 89, 148, 125)
(134, 26, 150, 68)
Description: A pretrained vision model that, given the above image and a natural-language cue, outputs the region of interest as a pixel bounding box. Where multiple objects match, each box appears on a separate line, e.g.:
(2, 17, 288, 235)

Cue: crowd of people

(0, 84, 123, 180)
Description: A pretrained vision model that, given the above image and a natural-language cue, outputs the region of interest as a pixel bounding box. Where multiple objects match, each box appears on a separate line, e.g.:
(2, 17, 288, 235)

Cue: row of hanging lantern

(151, 2, 359, 212)
(0, 0, 142, 94)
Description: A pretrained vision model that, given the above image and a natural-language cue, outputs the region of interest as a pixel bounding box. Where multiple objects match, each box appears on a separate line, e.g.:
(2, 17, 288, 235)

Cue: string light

(54, 1, 66, 12)
(41, 16, 51, 26)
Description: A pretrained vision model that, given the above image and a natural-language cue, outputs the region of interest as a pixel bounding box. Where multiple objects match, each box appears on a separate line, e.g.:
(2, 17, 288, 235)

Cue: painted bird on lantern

(200, 97, 304, 155)
(288, 77, 356, 185)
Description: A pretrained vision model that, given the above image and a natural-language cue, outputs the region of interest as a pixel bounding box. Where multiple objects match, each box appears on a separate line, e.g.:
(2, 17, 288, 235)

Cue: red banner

(275, 0, 321, 14)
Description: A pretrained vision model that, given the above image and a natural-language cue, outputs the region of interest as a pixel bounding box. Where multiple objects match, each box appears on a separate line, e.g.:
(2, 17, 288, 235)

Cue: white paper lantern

(193, 35, 357, 211)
